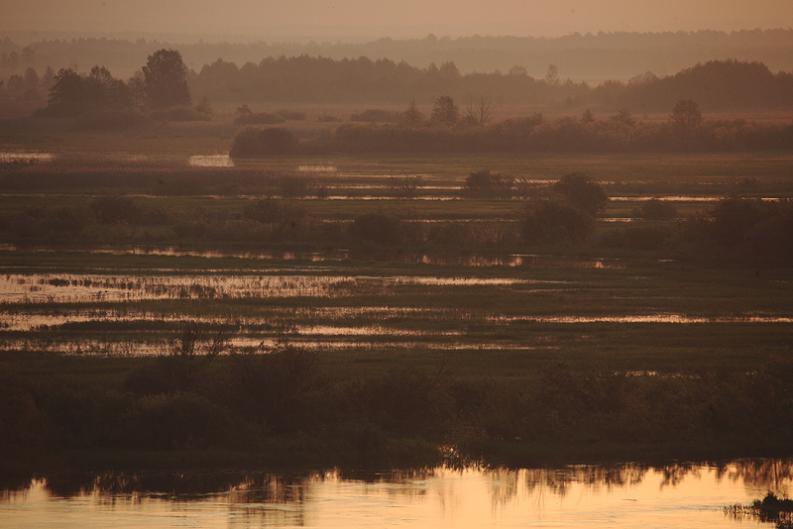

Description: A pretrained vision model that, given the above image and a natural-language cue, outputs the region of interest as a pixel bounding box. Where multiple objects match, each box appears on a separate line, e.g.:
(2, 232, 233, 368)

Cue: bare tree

(430, 95, 458, 125)
(403, 98, 424, 124)
(464, 96, 494, 126)
(671, 99, 703, 130)
(545, 64, 560, 85)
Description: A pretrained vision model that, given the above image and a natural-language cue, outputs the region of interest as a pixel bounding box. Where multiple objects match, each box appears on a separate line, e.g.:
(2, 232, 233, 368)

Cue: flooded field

(1, 149, 793, 529)
(1, 153, 793, 363)
(0, 272, 559, 305)
(1, 459, 790, 529)
(0, 152, 56, 164)
(1, 245, 791, 360)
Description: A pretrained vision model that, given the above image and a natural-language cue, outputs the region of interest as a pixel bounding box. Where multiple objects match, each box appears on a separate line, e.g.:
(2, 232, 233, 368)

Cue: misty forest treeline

(5, 48, 793, 118)
(22, 49, 211, 124)
(190, 57, 793, 110)
(3, 29, 793, 80)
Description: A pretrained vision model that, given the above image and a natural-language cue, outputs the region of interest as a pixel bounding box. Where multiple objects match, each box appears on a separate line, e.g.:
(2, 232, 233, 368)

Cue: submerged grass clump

(727, 493, 793, 528)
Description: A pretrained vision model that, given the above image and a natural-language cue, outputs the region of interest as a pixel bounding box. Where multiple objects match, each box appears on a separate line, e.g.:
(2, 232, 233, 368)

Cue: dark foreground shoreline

(3, 350, 793, 477)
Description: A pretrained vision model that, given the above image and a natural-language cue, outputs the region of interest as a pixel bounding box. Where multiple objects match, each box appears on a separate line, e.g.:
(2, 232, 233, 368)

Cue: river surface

(1, 460, 790, 528)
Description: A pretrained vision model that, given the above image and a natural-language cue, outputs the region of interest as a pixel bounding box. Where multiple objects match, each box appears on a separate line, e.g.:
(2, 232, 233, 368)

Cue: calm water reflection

(1, 460, 790, 528)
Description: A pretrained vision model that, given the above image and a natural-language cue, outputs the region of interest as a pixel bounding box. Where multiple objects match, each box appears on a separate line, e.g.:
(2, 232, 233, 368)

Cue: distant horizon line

(3, 27, 793, 45)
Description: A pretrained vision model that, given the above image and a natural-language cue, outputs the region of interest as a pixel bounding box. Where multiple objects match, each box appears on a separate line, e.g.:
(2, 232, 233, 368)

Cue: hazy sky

(3, 0, 793, 40)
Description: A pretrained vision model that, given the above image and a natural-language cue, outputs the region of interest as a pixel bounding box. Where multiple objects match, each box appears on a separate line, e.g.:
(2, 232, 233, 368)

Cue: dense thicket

(192, 57, 793, 110)
(2, 351, 793, 466)
(231, 115, 793, 156)
(8, 49, 207, 123)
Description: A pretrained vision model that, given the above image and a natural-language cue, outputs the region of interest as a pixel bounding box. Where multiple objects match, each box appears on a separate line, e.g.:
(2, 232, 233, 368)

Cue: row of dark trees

(191, 57, 793, 111)
(36, 49, 192, 118)
(7, 55, 793, 115)
(230, 98, 792, 157)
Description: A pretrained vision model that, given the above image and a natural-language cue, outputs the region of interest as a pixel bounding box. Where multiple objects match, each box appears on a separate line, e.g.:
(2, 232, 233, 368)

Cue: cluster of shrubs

(0, 196, 171, 244)
(3, 349, 793, 466)
(33, 49, 206, 129)
(2, 173, 791, 266)
(230, 111, 793, 158)
(350, 109, 403, 123)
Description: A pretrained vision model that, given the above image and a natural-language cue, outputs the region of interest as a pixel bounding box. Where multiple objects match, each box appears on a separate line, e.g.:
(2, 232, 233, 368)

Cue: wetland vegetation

(2, 25, 793, 529)
(2, 152, 793, 476)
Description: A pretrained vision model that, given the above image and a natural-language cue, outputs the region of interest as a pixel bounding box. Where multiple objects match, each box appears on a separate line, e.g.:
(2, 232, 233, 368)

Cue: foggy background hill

(3, 30, 793, 82)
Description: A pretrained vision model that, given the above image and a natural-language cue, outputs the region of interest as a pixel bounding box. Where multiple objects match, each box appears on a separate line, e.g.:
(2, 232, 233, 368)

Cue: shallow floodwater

(0, 151, 55, 164)
(188, 154, 234, 168)
(0, 273, 554, 304)
(1, 460, 789, 529)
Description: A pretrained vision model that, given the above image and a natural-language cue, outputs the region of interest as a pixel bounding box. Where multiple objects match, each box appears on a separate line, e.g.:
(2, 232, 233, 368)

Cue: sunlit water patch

(0, 274, 354, 304)
(0, 151, 55, 165)
(297, 164, 338, 173)
(1, 459, 790, 529)
(493, 313, 793, 324)
(602, 217, 640, 223)
(0, 273, 558, 304)
(188, 154, 234, 167)
(610, 195, 784, 203)
(89, 246, 350, 262)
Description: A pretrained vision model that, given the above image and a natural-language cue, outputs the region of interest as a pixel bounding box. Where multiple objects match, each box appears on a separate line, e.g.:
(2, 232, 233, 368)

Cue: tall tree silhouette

(142, 49, 191, 108)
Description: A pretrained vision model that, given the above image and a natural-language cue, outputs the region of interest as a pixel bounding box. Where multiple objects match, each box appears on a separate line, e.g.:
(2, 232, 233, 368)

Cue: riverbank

(3, 350, 793, 475)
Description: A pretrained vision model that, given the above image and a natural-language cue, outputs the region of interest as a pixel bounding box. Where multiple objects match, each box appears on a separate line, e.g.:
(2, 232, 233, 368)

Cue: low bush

(230, 127, 299, 157)
(465, 170, 513, 197)
(553, 173, 608, 214)
(522, 200, 595, 244)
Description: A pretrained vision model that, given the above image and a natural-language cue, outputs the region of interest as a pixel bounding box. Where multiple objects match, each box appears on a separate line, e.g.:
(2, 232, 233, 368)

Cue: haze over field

(3, 0, 793, 39)
(3, 2, 793, 529)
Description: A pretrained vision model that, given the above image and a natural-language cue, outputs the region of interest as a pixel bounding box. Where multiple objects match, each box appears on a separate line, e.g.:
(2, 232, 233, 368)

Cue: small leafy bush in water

(682, 198, 793, 265)
(754, 493, 793, 521)
(230, 127, 299, 157)
(552, 173, 608, 214)
(465, 169, 513, 197)
(522, 200, 595, 244)
(351, 213, 403, 245)
(729, 493, 793, 527)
